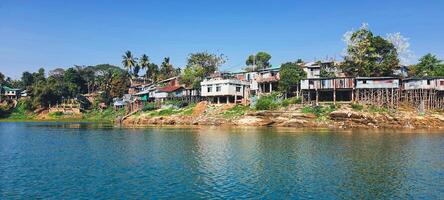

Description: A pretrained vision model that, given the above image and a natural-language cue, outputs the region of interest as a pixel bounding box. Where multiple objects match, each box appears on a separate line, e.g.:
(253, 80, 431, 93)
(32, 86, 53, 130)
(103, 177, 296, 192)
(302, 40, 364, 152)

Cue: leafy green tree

(186, 52, 226, 76)
(320, 68, 336, 78)
(279, 62, 306, 97)
(246, 52, 272, 70)
(122, 50, 137, 75)
(33, 68, 46, 84)
(410, 54, 444, 77)
(341, 25, 399, 77)
(181, 65, 205, 89)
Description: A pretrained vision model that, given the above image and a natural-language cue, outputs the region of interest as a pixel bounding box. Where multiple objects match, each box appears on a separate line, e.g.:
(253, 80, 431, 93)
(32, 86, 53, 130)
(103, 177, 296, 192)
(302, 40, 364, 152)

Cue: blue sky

(1, 0, 443, 78)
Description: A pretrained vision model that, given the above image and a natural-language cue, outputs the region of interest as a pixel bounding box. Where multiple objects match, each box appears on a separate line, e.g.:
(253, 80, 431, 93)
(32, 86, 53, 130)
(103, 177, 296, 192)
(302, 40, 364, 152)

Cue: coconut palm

(122, 50, 137, 75)
(139, 54, 150, 83)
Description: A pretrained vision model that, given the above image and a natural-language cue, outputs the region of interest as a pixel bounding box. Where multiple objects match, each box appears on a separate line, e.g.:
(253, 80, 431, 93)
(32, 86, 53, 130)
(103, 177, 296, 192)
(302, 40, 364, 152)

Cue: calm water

(0, 123, 443, 199)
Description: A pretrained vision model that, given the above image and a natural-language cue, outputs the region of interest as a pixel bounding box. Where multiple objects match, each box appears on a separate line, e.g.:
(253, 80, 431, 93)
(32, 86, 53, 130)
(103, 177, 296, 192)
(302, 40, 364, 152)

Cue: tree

(0, 72, 5, 84)
(279, 62, 306, 97)
(410, 54, 444, 77)
(181, 64, 205, 90)
(21, 71, 34, 88)
(139, 54, 150, 81)
(122, 50, 137, 75)
(159, 57, 176, 80)
(147, 63, 159, 82)
(246, 52, 272, 70)
(341, 24, 399, 77)
(133, 65, 140, 77)
(386, 32, 413, 66)
(186, 52, 226, 76)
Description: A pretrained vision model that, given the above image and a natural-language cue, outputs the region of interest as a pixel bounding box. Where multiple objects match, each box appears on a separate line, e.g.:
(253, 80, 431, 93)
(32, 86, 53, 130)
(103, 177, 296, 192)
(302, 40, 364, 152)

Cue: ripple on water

(0, 123, 443, 199)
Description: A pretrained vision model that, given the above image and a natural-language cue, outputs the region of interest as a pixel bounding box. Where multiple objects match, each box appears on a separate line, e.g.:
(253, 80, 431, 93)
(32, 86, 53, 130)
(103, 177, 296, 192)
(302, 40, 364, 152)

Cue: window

(427, 80, 431, 85)
(236, 87, 241, 92)
(363, 80, 367, 84)
(207, 86, 212, 93)
(440, 81, 444, 86)
(216, 85, 221, 92)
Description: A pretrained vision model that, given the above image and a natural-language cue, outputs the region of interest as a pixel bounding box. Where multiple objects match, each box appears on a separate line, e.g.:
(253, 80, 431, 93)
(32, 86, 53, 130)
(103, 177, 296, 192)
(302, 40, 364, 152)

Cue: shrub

(351, 103, 363, 111)
(142, 103, 157, 111)
(281, 96, 302, 107)
(281, 99, 290, 107)
(368, 105, 388, 113)
(301, 105, 337, 117)
(256, 97, 279, 110)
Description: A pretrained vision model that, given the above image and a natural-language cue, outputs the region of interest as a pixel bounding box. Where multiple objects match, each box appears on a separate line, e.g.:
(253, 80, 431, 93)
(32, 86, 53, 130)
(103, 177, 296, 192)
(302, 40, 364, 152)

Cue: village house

(255, 67, 280, 95)
(402, 77, 444, 110)
(355, 77, 400, 89)
(302, 61, 342, 79)
(303, 62, 321, 78)
(301, 77, 355, 104)
(402, 77, 444, 90)
(201, 77, 250, 104)
(232, 70, 259, 96)
(152, 85, 186, 102)
(354, 77, 400, 108)
(1, 86, 21, 100)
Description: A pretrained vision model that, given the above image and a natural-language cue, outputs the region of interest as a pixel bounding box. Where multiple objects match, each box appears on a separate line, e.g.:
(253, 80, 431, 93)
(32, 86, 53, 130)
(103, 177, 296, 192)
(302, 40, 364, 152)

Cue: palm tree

(139, 54, 150, 83)
(122, 51, 137, 75)
(122, 50, 137, 85)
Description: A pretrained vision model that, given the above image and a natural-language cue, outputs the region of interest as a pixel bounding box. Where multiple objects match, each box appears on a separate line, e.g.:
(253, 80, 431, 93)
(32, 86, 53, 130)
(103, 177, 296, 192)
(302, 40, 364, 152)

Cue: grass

(2, 100, 36, 120)
(222, 105, 250, 118)
(82, 108, 125, 122)
(368, 105, 389, 113)
(301, 104, 337, 117)
(351, 103, 364, 111)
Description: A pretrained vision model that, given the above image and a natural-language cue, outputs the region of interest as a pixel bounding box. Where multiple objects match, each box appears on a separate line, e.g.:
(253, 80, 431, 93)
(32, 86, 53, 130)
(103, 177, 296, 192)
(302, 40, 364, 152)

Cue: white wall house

(303, 63, 321, 79)
(355, 77, 400, 89)
(201, 78, 250, 104)
(403, 77, 444, 91)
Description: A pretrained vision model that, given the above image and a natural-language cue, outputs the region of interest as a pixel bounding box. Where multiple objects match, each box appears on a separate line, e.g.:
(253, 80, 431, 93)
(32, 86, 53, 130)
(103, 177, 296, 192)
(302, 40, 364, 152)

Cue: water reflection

(0, 123, 443, 199)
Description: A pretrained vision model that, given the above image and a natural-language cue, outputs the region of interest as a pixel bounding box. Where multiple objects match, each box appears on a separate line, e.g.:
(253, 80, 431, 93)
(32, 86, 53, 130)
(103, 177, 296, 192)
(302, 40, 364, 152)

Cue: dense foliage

(245, 52, 272, 70)
(341, 25, 400, 77)
(409, 53, 444, 77)
(278, 62, 306, 96)
(180, 52, 226, 89)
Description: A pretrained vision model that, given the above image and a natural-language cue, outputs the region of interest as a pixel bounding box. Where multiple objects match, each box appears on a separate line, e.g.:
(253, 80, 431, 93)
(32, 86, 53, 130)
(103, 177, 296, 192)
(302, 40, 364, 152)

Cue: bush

(368, 105, 388, 113)
(280, 96, 302, 107)
(164, 100, 188, 108)
(142, 103, 157, 111)
(351, 103, 363, 111)
(256, 97, 279, 110)
(301, 105, 337, 117)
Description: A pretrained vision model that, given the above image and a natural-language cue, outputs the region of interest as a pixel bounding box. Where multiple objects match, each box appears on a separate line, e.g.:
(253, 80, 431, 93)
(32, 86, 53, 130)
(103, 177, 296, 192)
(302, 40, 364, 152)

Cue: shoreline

(3, 103, 444, 130)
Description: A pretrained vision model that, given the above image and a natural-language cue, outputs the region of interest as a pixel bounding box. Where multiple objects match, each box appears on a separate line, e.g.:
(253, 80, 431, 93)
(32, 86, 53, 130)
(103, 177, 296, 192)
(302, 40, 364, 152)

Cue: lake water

(0, 122, 443, 199)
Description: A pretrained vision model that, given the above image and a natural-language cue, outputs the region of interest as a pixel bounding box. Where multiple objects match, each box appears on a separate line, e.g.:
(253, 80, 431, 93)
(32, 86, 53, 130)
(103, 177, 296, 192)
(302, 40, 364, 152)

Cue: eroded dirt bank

(122, 102, 444, 129)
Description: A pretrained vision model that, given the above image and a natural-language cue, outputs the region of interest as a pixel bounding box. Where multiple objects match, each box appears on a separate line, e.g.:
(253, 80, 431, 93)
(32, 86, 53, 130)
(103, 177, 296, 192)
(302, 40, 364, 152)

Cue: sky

(1, 0, 443, 79)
